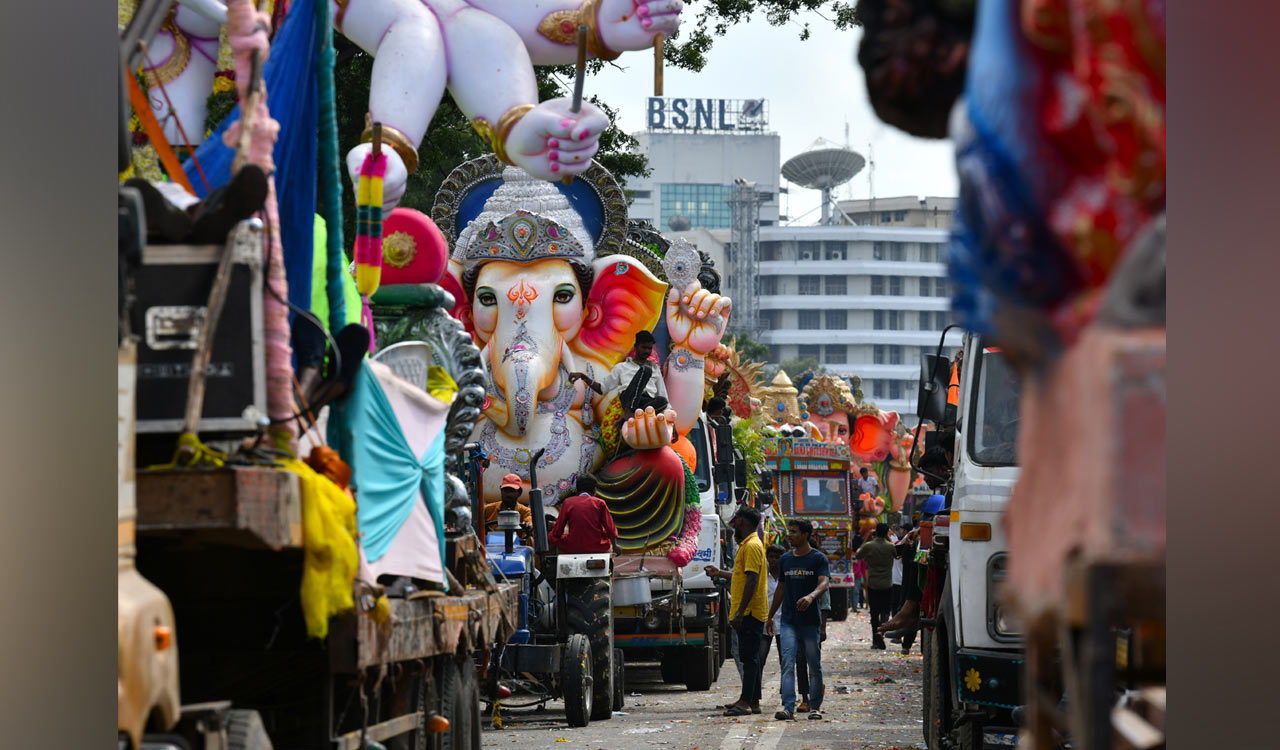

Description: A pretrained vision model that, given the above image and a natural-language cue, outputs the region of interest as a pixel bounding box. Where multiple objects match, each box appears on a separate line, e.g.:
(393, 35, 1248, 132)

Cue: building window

(798, 241, 821, 260)
(761, 310, 780, 330)
(880, 211, 892, 223)
(890, 243, 906, 261)
(889, 380, 903, 400)
(890, 346, 903, 365)
(919, 277, 932, 296)
(760, 241, 782, 260)
(798, 275, 821, 295)
(825, 309, 847, 329)
(825, 345, 847, 364)
(768, 346, 782, 362)
(920, 346, 933, 363)
(937, 311, 951, 330)
(888, 310, 903, 330)
(935, 278, 949, 297)
(873, 241, 887, 260)
(798, 310, 821, 329)
(823, 241, 847, 260)
(873, 379, 886, 398)
(894, 210, 906, 222)
(874, 345, 885, 364)
(871, 276, 885, 295)
(889, 276, 904, 296)
(659, 183, 733, 231)
(919, 311, 933, 331)
(630, 190, 652, 199)
(799, 344, 821, 360)
(825, 276, 847, 295)
(874, 311, 883, 330)
(760, 277, 778, 295)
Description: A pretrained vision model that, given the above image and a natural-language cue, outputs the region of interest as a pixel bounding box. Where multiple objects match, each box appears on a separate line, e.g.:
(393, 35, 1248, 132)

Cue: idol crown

(463, 210, 587, 268)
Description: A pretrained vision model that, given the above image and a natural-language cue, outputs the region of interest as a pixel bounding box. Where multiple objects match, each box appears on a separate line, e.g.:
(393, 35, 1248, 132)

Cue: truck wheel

(459, 661, 482, 750)
(683, 640, 715, 691)
(958, 719, 983, 750)
(562, 633, 594, 728)
(828, 587, 849, 622)
(921, 628, 934, 746)
(611, 648, 625, 711)
(437, 657, 471, 750)
(659, 652, 683, 684)
(389, 667, 429, 750)
(564, 578, 613, 721)
(226, 709, 272, 750)
(925, 622, 951, 750)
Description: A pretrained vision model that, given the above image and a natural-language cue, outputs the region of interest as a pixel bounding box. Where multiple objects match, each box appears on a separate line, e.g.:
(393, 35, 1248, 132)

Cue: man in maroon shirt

(549, 475, 620, 555)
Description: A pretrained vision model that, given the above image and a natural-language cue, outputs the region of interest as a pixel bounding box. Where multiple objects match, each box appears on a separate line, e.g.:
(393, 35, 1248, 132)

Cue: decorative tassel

(353, 143, 388, 297)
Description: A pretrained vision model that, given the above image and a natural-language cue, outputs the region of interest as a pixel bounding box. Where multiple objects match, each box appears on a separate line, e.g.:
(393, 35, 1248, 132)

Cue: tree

(729, 333, 771, 364)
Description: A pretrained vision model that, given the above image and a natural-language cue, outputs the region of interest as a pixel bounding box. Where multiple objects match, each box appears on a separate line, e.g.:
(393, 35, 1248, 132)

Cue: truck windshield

(969, 346, 1021, 466)
(686, 419, 712, 492)
(794, 474, 848, 514)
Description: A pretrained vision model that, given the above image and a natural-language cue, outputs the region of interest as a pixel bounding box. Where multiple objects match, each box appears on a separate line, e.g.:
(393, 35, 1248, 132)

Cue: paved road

(484, 608, 926, 750)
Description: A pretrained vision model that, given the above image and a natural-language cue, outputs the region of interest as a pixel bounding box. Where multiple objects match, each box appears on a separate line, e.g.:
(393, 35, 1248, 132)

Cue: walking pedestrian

(794, 587, 830, 713)
(755, 545, 786, 707)
(890, 524, 905, 619)
(767, 519, 831, 721)
(704, 506, 769, 716)
(855, 522, 896, 649)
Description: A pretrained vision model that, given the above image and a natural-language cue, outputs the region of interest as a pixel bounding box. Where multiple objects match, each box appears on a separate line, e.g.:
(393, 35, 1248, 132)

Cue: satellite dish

(782, 139, 866, 225)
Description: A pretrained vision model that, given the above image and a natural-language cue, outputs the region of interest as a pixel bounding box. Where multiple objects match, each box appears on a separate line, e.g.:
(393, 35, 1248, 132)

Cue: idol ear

(439, 261, 478, 342)
(572, 255, 668, 368)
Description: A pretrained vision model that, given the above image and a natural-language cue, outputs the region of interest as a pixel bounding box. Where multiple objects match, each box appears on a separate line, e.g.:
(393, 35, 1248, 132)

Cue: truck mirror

(734, 454, 748, 487)
(917, 354, 951, 425)
(713, 422, 734, 465)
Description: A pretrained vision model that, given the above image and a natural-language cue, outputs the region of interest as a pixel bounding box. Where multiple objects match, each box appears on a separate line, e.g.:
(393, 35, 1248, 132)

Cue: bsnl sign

(646, 97, 768, 132)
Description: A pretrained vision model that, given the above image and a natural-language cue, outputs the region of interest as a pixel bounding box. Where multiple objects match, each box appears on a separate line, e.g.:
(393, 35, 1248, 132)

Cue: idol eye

(477, 288, 497, 306)
(553, 284, 576, 304)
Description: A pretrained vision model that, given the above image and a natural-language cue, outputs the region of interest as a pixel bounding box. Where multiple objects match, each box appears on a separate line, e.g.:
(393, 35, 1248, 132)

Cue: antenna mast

(868, 141, 876, 224)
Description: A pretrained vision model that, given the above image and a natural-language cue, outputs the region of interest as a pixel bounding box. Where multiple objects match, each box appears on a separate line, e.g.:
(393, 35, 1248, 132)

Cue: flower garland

(665, 456, 702, 566)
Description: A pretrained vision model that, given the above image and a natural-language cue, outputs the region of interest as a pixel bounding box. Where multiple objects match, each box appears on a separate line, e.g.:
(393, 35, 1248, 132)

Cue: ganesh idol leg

(336, 0, 446, 210)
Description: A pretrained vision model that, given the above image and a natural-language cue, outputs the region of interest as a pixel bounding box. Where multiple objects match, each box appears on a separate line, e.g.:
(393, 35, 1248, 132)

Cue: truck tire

(683, 639, 715, 691)
(611, 648, 625, 711)
(459, 660, 483, 750)
(660, 652, 683, 684)
(564, 578, 613, 721)
(389, 667, 429, 750)
(226, 709, 272, 750)
(562, 634, 594, 728)
(921, 628, 934, 745)
(437, 657, 474, 750)
(925, 622, 951, 750)
(828, 587, 849, 622)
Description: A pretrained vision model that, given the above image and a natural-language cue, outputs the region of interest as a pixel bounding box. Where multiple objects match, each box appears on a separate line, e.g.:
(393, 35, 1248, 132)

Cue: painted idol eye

(477, 288, 498, 306)
(553, 284, 576, 304)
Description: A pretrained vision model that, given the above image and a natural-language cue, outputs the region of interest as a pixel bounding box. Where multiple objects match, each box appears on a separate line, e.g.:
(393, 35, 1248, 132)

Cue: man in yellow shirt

(704, 505, 769, 716)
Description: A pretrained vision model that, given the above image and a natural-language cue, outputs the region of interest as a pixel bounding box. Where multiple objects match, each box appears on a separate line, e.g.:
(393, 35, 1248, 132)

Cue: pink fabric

(221, 0, 294, 448)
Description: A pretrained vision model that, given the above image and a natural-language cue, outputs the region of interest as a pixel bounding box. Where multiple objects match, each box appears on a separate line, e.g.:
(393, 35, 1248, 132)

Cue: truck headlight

(993, 604, 1020, 636)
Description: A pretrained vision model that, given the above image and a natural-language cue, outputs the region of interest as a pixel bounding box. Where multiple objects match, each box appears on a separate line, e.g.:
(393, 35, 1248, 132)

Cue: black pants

(868, 588, 892, 641)
(891, 583, 903, 614)
(754, 634, 780, 703)
(736, 615, 765, 705)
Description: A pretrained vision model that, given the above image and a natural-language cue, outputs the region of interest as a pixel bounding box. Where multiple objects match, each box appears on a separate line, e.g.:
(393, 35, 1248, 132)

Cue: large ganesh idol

(432, 158, 731, 561)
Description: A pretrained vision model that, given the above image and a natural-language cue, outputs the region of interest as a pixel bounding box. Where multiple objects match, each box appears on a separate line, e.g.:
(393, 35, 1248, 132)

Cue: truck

(116, 211, 521, 749)
(914, 330, 1024, 750)
(760, 435, 859, 621)
(609, 415, 731, 692)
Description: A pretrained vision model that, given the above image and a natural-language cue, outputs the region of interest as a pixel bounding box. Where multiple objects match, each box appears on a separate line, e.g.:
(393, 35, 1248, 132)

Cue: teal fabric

(329, 361, 448, 582)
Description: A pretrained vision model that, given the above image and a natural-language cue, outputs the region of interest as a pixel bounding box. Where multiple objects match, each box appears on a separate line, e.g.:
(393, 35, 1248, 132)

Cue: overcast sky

(580, 9, 959, 224)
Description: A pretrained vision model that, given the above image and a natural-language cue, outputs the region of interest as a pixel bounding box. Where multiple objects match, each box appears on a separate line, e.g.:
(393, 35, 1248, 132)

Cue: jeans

(779, 620, 824, 712)
(851, 580, 864, 610)
(735, 615, 765, 705)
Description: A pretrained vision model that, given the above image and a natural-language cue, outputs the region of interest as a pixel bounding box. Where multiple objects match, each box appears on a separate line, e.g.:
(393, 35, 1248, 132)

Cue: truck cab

(921, 334, 1024, 749)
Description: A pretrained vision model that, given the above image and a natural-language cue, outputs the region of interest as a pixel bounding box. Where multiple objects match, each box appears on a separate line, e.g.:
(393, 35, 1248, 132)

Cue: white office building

(624, 100, 962, 422)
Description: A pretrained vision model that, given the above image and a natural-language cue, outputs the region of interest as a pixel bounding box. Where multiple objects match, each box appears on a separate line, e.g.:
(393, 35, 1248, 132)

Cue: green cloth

(855, 537, 897, 591)
(310, 215, 361, 331)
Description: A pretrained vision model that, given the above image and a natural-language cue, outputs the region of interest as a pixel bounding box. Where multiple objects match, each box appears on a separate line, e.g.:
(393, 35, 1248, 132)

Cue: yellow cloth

(426, 365, 459, 403)
(283, 456, 359, 639)
(730, 533, 770, 622)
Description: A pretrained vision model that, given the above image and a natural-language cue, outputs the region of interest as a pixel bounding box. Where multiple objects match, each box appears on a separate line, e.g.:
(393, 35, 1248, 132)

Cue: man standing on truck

(856, 466, 881, 499)
(704, 506, 769, 717)
(548, 475, 620, 555)
(485, 474, 534, 544)
(856, 522, 897, 649)
(767, 518, 831, 720)
(879, 446, 952, 638)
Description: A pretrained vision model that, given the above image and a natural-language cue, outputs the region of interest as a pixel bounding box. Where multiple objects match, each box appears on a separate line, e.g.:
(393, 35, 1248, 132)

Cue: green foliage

(729, 333, 771, 364)
(731, 411, 770, 493)
(666, 1, 864, 70)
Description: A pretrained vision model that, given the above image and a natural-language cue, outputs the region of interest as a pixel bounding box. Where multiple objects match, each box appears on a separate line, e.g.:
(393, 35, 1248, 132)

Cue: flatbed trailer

(134, 465, 517, 750)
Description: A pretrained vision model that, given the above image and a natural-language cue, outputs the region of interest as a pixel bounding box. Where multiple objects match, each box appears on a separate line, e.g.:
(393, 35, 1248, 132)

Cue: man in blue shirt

(766, 518, 831, 720)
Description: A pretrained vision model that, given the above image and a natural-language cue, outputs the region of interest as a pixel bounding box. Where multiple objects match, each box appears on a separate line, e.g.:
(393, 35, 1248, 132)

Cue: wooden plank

(334, 712, 421, 750)
(137, 467, 301, 550)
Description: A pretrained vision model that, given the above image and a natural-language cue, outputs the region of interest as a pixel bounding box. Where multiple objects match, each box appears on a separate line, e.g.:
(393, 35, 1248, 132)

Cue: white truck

(916, 332, 1024, 750)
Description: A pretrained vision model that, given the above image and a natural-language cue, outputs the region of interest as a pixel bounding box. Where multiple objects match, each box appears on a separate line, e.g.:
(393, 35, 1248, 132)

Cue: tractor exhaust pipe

(527, 448, 549, 553)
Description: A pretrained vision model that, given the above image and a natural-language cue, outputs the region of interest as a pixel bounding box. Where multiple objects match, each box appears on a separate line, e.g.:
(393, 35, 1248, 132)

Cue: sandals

(723, 705, 752, 717)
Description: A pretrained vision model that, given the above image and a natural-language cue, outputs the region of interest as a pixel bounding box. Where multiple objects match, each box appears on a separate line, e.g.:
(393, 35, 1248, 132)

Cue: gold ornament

(382, 231, 417, 269)
(472, 104, 535, 167)
(362, 115, 420, 175)
(536, 0, 621, 61)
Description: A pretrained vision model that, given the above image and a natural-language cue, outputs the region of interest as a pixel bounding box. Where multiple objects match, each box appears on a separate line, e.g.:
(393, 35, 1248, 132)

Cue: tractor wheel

(564, 577, 613, 721)
(562, 634, 594, 728)
(611, 648, 626, 711)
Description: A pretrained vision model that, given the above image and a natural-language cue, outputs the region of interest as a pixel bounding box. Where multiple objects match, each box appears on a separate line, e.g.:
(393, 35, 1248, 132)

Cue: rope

(314, 0, 348, 331)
